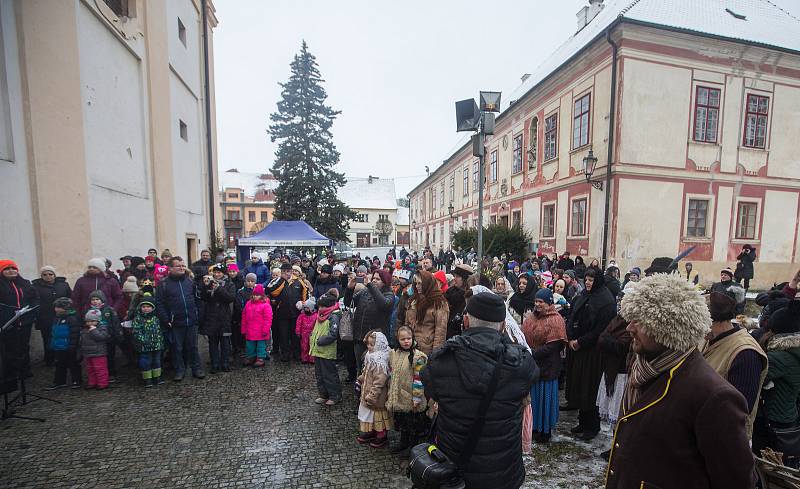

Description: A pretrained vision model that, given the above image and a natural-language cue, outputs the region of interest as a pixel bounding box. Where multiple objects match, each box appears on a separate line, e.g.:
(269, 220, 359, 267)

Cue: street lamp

(582, 149, 603, 191)
(455, 90, 501, 269)
(447, 202, 454, 217)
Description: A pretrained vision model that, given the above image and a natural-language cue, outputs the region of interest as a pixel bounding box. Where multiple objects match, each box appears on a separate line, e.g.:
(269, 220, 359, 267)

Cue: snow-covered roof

(396, 206, 409, 226)
(338, 177, 398, 210)
(415, 0, 800, 195)
(219, 169, 278, 197)
(505, 0, 800, 110)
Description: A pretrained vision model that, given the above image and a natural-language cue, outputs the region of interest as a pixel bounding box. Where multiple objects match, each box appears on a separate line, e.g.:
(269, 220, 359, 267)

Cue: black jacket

(736, 250, 756, 280)
(344, 283, 394, 340)
(155, 274, 200, 329)
(557, 257, 575, 271)
(0, 275, 38, 328)
(199, 278, 235, 336)
(422, 327, 538, 489)
(267, 278, 308, 320)
(567, 276, 616, 349)
(190, 259, 214, 282)
(32, 277, 72, 331)
(604, 275, 622, 298)
(444, 286, 466, 339)
(313, 276, 342, 299)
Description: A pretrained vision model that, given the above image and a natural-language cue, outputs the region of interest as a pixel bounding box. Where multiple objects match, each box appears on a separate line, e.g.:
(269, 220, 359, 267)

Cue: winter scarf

(364, 331, 390, 375)
(317, 302, 339, 322)
(623, 347, 693, 413)
(509, 275, 537, 317)
(523, 304, 567, 348)
(410, 270, 446, 323)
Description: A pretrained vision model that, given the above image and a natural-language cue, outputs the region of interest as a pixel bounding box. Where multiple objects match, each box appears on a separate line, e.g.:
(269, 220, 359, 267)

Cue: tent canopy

(237, 220, 330, 247)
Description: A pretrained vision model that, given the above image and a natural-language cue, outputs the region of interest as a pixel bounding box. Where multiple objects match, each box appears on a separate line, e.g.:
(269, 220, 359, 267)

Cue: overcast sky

(213, 0, 590, 197)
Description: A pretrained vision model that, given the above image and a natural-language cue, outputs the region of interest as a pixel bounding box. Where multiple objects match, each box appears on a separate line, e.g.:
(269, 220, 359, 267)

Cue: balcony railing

(224, 219, 242, 229)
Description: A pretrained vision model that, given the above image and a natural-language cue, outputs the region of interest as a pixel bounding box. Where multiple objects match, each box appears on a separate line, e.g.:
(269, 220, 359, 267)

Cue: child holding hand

(295, 297, 318, 364)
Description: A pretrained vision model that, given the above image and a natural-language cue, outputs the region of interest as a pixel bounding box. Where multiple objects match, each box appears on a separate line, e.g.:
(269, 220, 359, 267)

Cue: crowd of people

(0, 240, 797, 488)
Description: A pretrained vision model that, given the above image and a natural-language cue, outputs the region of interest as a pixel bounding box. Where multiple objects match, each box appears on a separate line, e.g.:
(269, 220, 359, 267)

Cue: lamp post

(455, 91, 501, 270)
(582, 149, 603, 190)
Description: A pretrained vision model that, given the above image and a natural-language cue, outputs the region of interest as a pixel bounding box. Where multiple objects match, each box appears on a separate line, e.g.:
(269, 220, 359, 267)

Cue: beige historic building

(338, 177, 402, 247)
(408, 0, 800, 289)
(0, 0, 220, 280)
(219, 168, 277, 251)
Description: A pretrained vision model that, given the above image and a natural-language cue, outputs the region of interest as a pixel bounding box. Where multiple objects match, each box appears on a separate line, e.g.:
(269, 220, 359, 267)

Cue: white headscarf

(470, 285, 531, 353)
(364, 331, 391, 374)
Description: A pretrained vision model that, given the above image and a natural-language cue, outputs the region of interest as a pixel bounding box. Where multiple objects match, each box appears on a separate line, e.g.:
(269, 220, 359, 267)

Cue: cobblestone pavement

(0, 338, 606, 488)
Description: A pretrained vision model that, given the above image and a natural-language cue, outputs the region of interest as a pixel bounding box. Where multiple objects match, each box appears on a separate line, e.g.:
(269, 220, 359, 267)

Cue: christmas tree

(268, 41, 355, 243)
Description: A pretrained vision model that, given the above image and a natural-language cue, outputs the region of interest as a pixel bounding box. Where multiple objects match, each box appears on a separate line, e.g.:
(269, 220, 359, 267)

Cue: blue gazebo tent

(236, 220, 331, 267)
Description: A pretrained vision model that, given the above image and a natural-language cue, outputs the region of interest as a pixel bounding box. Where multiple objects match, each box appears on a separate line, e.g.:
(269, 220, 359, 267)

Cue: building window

(542, 204, 555, 238)
(178, 18, 187, 47)
(572, 94, 591, 148)
(449, 175, 455, 202)
(379, 214, 389, 221)
(432, 186, 437, 211)
(354, 213, 369, 223)
(529, 117, 538, 168)
(736, 202, 758, 239)
(512, 210, 521, 228)
(512, 134, 523, 174)
(103, 0, 129, 17)
(260, 211, 268, 222)
(490, 150, 498, 182)
(227, 192, 238, 199)
(463, 167, 469, 196)
(440, 182, 445, 209)
(693, 86, 720, 143)
(570, 198, 587, 236)
(686, 199, 709, 237)
(544, 114, 558, 160)
(179, 120, 188, 141)
(227, 210, 240, 220)
(472, 162, 479, 193)
(743, 94, 769, 149)
(248, 210, 256, 222)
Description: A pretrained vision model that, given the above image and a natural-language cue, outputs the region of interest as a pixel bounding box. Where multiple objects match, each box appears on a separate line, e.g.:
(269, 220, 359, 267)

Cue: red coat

(240, 299, 273, 341)
(295, 311, 317, 337)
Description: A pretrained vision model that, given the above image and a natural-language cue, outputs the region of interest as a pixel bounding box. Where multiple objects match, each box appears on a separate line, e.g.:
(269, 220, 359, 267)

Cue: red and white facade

(408, 2, 800, 289)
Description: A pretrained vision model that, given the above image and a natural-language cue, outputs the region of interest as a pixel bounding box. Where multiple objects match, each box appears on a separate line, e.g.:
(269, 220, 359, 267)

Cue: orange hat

(433, 270, 449, 292)
(0, 260, 18, 273)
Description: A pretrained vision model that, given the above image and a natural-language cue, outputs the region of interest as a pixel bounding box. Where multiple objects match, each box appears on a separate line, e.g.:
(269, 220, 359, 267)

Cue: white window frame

(732, 197, 761, 243)
(682, 194, 715, 240)
(568, 195, 589, 237)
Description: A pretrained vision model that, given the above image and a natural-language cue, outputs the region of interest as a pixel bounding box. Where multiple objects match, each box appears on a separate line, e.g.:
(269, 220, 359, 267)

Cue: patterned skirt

(358, 404, 393, 432)
(530, 379, 560, 434)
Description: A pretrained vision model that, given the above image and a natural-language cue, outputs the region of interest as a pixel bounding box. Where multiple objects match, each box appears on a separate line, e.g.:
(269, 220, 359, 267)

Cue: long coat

(72, 272, 122, 317)
(403, 300, 449, 356)
(32, 277, 71, 331)
(199, 279, 236, 336)
(605, 350, 755, 489)
(736, 250, 756, 280)
(344, 283, 394, 340)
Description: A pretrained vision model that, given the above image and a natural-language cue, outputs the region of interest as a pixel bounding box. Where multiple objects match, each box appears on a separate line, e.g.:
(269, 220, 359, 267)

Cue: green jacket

(310, 312, 339, 360)
(765, 333, 800, 424)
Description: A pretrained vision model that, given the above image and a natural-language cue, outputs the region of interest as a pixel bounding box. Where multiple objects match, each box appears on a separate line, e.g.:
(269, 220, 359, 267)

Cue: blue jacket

(245, 259, 270, 285)
(155, 274, 199, 329)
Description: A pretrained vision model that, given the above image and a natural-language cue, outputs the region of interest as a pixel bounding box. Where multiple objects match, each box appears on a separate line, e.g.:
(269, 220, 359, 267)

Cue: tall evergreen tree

(268, 41, 355, 242)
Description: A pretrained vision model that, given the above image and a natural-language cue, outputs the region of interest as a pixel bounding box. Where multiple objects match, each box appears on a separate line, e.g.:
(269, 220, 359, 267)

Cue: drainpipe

(602, 27, 618, 269)
(201, 0, 216, 243)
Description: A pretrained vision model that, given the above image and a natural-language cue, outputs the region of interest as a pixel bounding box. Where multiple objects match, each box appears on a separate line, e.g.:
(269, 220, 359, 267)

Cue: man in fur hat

(605, 273, 754, 489)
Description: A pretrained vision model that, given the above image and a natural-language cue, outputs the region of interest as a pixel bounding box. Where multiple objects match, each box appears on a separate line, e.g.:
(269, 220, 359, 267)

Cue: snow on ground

(522, 399, 610, 488)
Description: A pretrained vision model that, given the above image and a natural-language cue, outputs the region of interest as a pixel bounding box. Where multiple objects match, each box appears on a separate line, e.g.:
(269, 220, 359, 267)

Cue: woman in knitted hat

(0, 260, 38, 379)
(71, 257, 122, 317)
(32, 265, 72, 367)
(521, 287, 567, 445)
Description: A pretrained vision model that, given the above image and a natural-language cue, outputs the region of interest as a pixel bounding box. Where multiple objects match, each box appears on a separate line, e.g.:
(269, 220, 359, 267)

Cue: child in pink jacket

(241, 284, 273, 367)
(295, 297, 317, 364)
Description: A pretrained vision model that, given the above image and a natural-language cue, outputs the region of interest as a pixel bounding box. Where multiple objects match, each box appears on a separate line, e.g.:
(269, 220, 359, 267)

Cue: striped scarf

(622, 347, 693, 414)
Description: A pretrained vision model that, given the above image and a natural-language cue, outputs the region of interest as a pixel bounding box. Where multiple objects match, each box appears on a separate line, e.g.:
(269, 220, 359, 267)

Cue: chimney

(520, 73, 531, 83)
(576, 0, 604, 31)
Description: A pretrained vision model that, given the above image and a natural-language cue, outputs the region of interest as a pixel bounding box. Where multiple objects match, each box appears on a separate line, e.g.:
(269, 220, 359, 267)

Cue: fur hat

(87, 257, 106, 270)
(620, 273, 711, 352)
(122, 276, 139, 293)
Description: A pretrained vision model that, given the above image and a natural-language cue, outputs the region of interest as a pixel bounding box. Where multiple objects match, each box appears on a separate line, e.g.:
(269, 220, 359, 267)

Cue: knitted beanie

(85, 309, 103, 322)
(87, 257, 106, 270)
(122, 276, 139, 293)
